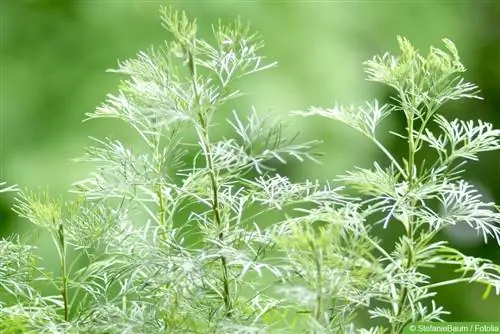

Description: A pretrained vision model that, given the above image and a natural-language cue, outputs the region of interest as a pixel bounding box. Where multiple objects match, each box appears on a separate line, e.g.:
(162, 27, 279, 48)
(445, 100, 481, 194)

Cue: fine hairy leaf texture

(1, 7, 500, 334)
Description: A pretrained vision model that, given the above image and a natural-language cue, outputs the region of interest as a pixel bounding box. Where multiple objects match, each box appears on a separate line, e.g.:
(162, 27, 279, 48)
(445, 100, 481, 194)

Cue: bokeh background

(1, 0, 500, 324)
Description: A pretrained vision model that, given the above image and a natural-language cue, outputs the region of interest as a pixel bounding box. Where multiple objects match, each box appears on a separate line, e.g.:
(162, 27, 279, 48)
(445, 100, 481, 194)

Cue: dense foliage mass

(1, 7, 500, 333)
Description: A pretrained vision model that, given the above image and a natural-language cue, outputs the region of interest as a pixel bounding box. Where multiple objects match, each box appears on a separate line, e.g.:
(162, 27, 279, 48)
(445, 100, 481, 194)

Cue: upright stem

(187, 43, 232, 317)
(155, 146, 167, 231)
(157, 184, 166, 227)
(392, 92, 417, 334)
(55, 220, 69, 322)
(407, 112, 415, 186)
(313, 254, 323, 322)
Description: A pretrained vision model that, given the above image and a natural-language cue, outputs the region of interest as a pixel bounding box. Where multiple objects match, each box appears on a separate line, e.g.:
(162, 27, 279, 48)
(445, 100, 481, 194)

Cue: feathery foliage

(1, 7, 500, 334)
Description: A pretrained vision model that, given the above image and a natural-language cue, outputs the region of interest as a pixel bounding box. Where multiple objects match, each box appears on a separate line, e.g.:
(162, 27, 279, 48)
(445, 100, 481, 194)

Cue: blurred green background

(1, 0, 500, 323)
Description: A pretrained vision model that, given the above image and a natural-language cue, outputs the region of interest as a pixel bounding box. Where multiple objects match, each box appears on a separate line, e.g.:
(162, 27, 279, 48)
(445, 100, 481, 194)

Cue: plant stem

(55, 220, 69, 322)
(406, 106, 416, 186)
(423, 277, 472, 290)
(392, 91, 417, 334)
(313, 255, 323, 322)
(187, 43, 232, 317)
(157, 184, 166, 227)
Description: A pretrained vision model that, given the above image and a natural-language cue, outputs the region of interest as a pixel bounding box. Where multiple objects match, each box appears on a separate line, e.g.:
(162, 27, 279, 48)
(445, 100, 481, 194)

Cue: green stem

(187, 42, 232, 317)
(413, 102, 440, 154)
(392, 244, 413, 334)
(407, 112, 416, 186)
(423, 277, 472, 290)
(56, 220, 69, 322)
(392, 91, 417, 334)
(151, 108, 168, 231)
(156, 182, 167, 229)
(313, 253, 323, 322)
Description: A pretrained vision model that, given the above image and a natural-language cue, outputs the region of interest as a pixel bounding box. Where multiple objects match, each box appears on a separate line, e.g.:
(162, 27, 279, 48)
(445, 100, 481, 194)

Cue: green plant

(2, 7, 500, 334)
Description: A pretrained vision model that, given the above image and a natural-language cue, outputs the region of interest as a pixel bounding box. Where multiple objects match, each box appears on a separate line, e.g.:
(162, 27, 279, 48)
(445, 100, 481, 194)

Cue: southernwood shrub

(1, 7, 500, 334)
